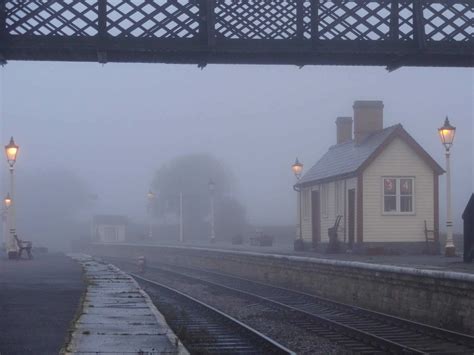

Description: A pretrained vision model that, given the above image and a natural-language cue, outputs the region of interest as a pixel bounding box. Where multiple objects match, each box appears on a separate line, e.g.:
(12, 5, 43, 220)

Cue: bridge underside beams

(2, 37, 472, 69)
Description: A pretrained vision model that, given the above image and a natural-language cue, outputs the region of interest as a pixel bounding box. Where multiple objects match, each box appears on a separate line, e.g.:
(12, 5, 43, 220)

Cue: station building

(295, 101, 444, 253)
(92, 215, 128, 243)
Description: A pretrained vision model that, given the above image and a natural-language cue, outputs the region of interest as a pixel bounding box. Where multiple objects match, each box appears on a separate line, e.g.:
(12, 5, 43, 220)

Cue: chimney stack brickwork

(353, 100, 384, 144)
(336, 116, 353, 144)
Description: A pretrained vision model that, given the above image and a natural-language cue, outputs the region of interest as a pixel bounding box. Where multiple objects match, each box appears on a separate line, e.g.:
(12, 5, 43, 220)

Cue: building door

(311, 190, 321, 247)
(348, 189, 356, 248)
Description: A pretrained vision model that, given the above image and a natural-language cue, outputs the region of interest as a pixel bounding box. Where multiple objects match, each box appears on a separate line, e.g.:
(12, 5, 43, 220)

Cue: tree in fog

(14, 168, 90, 250)
(215, 197, 246, 241)
(151, 154, 246, 241)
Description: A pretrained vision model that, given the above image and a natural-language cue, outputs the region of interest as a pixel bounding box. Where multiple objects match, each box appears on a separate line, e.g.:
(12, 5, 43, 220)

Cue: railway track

(116, 257, 474, 355)
(131, 273, 295, 355)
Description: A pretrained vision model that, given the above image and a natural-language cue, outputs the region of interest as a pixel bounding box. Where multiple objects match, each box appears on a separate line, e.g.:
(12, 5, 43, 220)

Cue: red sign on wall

(384, 178, 395, 193)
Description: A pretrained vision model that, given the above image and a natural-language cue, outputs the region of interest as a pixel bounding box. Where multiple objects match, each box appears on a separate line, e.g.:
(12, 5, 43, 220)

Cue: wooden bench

(249, 232, 273, 247)
(231, 234, 243, 245)
(326, 215, 343, 253)
(14, 235, 33, 259)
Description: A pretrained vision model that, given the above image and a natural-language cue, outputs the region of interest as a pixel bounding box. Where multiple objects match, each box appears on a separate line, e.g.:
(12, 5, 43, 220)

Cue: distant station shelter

(295, 101, 444, 254)
(93, 215, 128, 243)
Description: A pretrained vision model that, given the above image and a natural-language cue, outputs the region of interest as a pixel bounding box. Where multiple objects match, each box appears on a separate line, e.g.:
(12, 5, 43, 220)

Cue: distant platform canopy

(93, 214, 128, 226)
(0, 0, 472, 70)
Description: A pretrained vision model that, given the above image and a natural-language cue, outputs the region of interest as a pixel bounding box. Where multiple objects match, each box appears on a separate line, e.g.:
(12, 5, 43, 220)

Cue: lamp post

(291, 158, 304, 244)
(208, 179, 216, 243)
(147, 190, 155, 239)
(3, 194, 11, 252)
(438, 117, 456, 257)
(4, 137, 19, 259)
(179, 192, 183, 243)
(88, 193, 99, 241)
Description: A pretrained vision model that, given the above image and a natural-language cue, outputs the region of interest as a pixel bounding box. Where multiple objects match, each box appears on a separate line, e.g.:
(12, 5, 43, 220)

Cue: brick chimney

(353, 100, 384, 144)
(335, 117, 353, 144)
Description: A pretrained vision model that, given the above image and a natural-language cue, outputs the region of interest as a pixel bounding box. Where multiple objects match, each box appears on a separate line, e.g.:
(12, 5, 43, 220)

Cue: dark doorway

(348, 189, 356, 249)
(311, 190, 321, 247)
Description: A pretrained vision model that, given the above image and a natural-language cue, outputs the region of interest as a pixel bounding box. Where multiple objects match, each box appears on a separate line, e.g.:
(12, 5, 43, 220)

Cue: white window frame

(381, 177, 415, 215)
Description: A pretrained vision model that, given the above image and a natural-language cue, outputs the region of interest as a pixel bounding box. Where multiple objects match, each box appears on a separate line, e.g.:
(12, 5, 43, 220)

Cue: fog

(0, 63, 472, 248)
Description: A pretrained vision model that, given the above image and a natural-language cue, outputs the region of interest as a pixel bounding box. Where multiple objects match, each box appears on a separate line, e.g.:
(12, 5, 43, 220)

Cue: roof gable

(93, 215, 128, 225)
(358, 125, 444, 174)
(297, 124, 443, 187)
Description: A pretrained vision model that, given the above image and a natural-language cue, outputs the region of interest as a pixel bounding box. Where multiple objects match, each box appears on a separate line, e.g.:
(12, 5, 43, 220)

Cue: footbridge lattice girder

(0, 0, 472, 69)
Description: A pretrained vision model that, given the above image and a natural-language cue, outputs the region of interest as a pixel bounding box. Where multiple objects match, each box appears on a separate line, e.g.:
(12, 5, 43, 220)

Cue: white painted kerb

(65, 253, 188, 355)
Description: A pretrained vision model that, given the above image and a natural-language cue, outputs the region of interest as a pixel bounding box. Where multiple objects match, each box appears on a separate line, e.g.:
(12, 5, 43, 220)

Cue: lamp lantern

(291, 158, 303, 179)
(147, 190, 155, 200)
(438, 116, 456, 150)
(4, 137, 19, 168)
(208, 179, 215, 193)
(4, 194, 11, 208)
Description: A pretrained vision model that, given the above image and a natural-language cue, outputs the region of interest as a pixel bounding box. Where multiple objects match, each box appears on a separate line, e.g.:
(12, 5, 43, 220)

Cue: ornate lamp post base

(294, 238, 305, 251)
(445, 245, 456, 257)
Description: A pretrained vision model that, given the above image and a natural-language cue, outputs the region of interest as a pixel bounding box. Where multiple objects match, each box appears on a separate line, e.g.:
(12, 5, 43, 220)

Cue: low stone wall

(88, 243, 474, 334)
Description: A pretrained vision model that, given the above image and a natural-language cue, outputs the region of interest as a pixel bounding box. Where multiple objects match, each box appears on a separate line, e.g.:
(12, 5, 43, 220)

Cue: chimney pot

(335, 116, 353, 144)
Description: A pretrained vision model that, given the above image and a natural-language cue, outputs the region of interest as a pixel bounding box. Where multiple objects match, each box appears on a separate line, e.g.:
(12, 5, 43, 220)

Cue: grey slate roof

(297, 125, 400, 185)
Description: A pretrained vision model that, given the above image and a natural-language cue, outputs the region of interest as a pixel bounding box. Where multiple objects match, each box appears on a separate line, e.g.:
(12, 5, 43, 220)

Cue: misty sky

(0, 62, 472, 233)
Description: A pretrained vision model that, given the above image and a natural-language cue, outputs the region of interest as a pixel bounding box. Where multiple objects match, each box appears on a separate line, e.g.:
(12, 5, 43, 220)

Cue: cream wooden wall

(301, 186, 313, 242)
(300, 177, 358, 244)
(362, 137, 435, 242)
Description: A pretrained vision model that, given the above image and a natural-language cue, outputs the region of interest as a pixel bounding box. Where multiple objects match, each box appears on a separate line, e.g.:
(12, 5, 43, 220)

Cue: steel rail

(131, 272, 295, 355)
(120, 258, 474, 355)
(136, 264, 424, 354)
(108, 258, 382, 353)
(179, 263, 474, 348)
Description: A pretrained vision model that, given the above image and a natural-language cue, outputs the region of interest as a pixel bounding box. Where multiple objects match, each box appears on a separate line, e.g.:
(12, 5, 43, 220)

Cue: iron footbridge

(0, 0, 473, 70)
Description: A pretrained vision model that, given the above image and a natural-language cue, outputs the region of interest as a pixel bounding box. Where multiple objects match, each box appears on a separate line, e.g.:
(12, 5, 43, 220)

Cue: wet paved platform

(204, 242, 474, 274)
(0, 252, 84, 355)
(65, 254, 187, 355)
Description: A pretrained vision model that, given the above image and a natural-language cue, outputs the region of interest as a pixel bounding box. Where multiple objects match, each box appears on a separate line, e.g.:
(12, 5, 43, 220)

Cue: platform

(0, 252, 84, 354)
(87, 242, 474, 334)
(203, 241, 474, 274)
(65, 254, 187, 355)
(92, 241, 474, 274)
